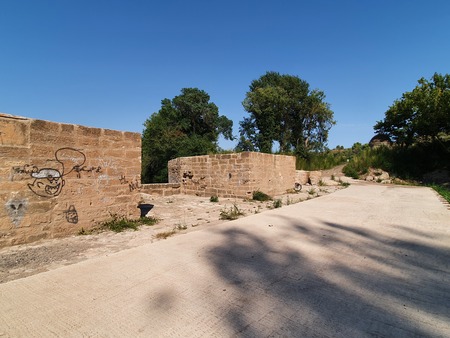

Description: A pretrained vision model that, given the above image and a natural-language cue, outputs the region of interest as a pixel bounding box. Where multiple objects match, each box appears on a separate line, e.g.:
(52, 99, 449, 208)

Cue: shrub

(273, 199, 282, 208)
(220, 204, 245, 220)
(210, 195, 219, 202)
(252, 190, 272, 201)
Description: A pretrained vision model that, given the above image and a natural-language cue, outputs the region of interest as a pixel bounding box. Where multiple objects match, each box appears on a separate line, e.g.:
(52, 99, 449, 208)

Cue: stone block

(309, 171, 322, 185)
(0, 118, 29, 146)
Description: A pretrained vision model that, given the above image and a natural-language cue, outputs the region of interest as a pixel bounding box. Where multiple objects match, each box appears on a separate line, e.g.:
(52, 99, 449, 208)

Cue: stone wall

(296, 170, 322, 185)
(168, 152, 296, 198)
(0, 113, 141, 247)
(140, 183, 181, 196)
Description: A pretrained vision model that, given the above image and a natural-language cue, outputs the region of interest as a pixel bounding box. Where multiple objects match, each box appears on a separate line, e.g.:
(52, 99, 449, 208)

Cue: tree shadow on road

(204, 216, 450, 337)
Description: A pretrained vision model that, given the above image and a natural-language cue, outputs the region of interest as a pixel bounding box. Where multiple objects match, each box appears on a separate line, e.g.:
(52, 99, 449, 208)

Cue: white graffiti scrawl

(5, 198, 28, 226)
(28, 168, 65, 197)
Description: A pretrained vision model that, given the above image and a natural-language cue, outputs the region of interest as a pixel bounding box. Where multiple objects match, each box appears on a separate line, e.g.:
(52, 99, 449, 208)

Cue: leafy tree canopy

(142, 88, 233, 183)
(237, 71, 335, 156)
(374, 73, 450, 147)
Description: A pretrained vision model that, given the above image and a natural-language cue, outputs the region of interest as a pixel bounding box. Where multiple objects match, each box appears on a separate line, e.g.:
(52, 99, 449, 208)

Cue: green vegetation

(343, 140, 449, 181)
(273, 199, 282, 208)
(295, 143, 368, 170)
(142, 88, 233, 183)
(252, 190, 272, 201)
(101, 215, 159, 233)
(219, 204, 245, 220)
(431, 185, 450, 203)
(155, 230, 177, 239)
(79, 214, 159, 235)
(340, 73, 450, 200)
(374, 73, 450, 147)
(237, 71, 335, 155)
(210, 195, 219, 202)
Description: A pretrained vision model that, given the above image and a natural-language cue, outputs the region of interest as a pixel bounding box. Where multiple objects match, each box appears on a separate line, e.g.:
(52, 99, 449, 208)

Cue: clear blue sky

(1, 0, 449, 149)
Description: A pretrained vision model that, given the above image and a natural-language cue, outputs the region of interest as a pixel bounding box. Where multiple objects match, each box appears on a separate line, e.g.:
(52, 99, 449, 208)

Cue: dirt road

(0, 182, 449, 337)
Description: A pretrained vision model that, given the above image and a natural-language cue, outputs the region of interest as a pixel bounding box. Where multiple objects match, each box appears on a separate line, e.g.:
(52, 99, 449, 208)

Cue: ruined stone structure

(165, 152, 296, 198)
(1, 113, 301, 247)
(0, 113, 141, 247)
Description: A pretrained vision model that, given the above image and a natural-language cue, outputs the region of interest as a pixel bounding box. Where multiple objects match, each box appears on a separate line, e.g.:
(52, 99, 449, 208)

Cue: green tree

(374, 73, 450, 147)
(237, 71, 335, 155)
(142, 88, 233, 183)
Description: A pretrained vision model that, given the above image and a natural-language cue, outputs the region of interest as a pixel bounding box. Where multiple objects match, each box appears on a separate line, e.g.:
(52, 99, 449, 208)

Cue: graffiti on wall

(119, 174, 141, 192)
(27, 168, 65, 197)
(64, 205, 79, 224)
(13, 148, 102, 198)
(5, 198, 28, 226)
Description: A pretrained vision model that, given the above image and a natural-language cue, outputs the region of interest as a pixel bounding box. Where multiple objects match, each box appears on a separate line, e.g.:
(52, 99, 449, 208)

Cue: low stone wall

(0, 113, 141, 247)
(140, 183, 181, 196)
(168, 152, 296, 198)
(295, 170, 322, 185)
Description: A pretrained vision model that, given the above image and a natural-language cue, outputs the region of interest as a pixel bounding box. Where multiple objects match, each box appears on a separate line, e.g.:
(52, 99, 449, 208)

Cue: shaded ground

(0, 180, 346, 284)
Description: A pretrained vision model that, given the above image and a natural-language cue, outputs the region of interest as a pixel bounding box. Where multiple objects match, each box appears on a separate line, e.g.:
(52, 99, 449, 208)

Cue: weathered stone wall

(295, 170, 322, 185)
(140, 183, 181, 196)
(0, 113, 141, 247)
(168, 152, 296, 198)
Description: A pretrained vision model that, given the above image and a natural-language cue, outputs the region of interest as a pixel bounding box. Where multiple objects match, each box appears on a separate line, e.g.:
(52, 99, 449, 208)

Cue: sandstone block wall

(295, 170, 322, 185)
(168, 152, 296, 198)
(0, 113, 141, 247)
(140, 183, 181, 196)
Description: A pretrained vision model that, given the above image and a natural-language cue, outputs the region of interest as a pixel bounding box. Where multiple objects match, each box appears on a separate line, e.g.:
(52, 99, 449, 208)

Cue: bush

(210, 195, 219, 202)
(273, 199, 282, 208)
(343, 140, 450, 181)
(220, 204, 245, 220)
(252, 190, 272, 201)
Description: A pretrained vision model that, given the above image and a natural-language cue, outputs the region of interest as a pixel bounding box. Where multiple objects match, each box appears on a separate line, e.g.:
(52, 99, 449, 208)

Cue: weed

(155, 229, 177, 239)
(338, 179, 350, 187)
(331, 174, 336, 181)
(285, 196, 292, 205)
(95, 214, 159, 234)
(210, 195, 219, 202)
(139, 216, 159, 226)
(307, 188, 316, 196)
(252, 190, 272, 201)
(273, 199, 282, 208)
(220, 204, 245, 220)
(78, 227, 88, 235)
(318, 180, 326, 186)
(100, 214, 139, 232)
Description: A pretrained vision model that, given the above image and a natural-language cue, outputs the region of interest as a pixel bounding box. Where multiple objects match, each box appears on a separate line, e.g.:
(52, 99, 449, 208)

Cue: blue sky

(1, 0, 449, 150)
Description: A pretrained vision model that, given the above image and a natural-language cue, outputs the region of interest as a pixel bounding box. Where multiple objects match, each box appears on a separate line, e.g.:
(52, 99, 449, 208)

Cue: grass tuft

(273, 199, 282, 208)
(220, 204, 245, 220)
(155, 230, 177, 239)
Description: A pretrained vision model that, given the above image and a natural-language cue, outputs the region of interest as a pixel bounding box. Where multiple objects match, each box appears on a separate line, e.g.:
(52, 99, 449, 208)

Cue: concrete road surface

(1, 183, 449, 337)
